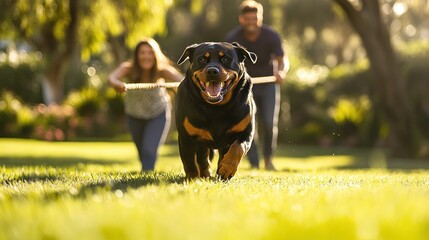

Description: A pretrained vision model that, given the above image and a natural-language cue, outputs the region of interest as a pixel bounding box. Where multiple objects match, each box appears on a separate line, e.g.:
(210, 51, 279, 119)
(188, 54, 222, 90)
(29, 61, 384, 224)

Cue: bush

(398, 41, 429, 140)
(105, 88, 124, 119)
(33, 104, 75, 141)
(280, 82, 333, 145)
(0, 87, 127, 140)
(328, 96, 373, 146)
(0, 58, 43, 104)
(16, 106, 36, 137)
(280, 40, 429, 148)
(62, 86, 126, 138)
(0, 91, 20, 137)
(281, 60, 374, 146)
(0, 91, 37, 138)
(65, 87, 105, 117)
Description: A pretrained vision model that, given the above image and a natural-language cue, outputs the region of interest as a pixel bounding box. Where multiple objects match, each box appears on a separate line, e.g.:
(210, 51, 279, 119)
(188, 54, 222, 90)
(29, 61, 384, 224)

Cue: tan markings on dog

(204, 52, 210, 58)
(217, 141, 244, 179)
(184, 117, 213, 141)
(193, 70, 204, 81)
(218, 72, 239, 105)
(220, 90, 233, 105)
(227, 114, 251, 134)
(219, 51, 224, 57)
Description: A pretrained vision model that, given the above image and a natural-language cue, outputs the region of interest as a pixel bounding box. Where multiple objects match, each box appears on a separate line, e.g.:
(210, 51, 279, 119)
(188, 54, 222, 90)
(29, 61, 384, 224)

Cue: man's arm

(273, 55, 290, 84)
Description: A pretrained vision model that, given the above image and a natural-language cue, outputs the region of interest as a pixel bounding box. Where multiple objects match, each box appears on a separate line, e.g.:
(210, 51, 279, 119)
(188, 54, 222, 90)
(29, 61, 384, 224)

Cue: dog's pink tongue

(207, 82, 222, 97)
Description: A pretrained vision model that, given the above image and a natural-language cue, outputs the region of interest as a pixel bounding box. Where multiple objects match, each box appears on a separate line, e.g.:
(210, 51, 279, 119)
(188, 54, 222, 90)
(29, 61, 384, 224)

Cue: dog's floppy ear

(232, 42, 257, 64)
(177, 43, 201, 65)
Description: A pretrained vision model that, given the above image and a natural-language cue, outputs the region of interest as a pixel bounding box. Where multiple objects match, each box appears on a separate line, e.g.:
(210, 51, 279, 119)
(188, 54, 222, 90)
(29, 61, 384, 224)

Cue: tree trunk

(39, 0, 79, 105)
(333, 0, 420, 158)
(41, 65, 66, 106)
(108, 34, 129, 65)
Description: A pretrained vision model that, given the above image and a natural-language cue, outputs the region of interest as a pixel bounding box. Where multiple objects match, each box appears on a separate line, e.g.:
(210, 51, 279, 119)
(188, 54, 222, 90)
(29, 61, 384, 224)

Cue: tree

(0, 0, 171, 105)
(333, 0, 420, 157)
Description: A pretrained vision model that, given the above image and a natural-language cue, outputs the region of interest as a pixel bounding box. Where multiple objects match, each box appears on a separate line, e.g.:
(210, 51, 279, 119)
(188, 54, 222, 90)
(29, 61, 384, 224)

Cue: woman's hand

(112, 80, 127, 93)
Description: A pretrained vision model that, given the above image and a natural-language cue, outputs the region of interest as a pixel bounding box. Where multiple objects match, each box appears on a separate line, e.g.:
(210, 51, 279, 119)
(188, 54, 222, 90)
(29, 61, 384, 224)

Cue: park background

(1, 0, 428, 159)
(1, 1, 429, 239)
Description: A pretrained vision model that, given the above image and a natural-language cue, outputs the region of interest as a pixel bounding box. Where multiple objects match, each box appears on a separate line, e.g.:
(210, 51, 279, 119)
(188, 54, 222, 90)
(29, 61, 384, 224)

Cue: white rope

(124, 76, 276, 90)
(125, 82, 181, 90)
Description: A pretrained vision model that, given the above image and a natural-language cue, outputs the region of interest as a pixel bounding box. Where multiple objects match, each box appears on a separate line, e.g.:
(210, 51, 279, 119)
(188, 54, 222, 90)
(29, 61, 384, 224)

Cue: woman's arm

(108, 62, 131, 93)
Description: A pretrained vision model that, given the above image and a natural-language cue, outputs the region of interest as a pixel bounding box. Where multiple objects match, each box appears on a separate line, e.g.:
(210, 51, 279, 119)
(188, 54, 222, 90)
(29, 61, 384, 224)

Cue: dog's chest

(183, 111, 250, 147)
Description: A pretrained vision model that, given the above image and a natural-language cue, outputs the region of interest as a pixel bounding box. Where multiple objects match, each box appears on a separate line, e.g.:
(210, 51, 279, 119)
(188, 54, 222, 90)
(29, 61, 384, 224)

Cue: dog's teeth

(220, 82, 224, 88)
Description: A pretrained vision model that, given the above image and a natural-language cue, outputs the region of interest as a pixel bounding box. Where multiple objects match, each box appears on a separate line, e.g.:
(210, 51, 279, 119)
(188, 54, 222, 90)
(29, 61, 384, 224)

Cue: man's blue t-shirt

(226, 25, 284, 77)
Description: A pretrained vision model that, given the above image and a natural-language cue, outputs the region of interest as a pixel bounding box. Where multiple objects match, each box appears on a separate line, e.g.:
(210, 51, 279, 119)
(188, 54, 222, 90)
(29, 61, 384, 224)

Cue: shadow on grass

(1, 168, 185, 201)
(1, 172, 61, 183)
(0, 156, 126, 168)
(74, 171, 186, 199)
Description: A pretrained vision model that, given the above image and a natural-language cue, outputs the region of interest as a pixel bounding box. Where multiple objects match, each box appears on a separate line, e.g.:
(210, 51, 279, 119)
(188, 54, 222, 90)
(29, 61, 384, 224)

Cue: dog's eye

(221, 57, 231, 65)
(198, 57, 208, 64)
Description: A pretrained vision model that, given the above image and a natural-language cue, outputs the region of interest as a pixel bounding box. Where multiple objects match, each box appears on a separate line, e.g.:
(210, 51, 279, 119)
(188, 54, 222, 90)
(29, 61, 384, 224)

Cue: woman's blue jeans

(126, 110, 170, 171)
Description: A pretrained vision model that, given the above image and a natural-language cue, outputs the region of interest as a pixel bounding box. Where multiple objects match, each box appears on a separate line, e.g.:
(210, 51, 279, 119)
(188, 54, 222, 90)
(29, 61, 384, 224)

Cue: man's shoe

(264, 159, 276, 171)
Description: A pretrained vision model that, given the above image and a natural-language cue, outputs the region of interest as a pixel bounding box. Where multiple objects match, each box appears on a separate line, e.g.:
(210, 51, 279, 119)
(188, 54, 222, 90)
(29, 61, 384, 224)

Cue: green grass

(1, 138, 429, 240)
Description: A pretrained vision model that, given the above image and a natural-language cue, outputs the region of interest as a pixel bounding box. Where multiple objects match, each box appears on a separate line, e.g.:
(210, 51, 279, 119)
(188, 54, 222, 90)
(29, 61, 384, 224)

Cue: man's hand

(274, 55, 289, 84)
(274, 71, 286, 84)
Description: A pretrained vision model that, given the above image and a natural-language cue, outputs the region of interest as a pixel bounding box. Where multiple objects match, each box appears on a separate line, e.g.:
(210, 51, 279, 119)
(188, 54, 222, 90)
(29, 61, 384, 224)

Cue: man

(226, 0, 288, 170)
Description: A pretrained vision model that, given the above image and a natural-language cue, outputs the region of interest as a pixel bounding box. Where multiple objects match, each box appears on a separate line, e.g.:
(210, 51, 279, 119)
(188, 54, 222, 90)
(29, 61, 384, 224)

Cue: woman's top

(124, 83, 170, 119)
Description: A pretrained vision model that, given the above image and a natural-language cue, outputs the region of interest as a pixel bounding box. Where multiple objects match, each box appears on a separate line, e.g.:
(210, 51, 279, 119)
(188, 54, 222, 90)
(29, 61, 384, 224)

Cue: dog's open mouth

(198, 74, 236, 103)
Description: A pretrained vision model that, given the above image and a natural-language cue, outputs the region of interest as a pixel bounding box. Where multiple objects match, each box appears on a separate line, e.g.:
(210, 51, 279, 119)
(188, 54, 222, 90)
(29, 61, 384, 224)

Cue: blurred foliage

(397, 40, 429, 141)
(0, 91, 37, 138)
(0, 91, 22, 137)
(62, 86, 126, 138)
(105, 88, 125, 119)
(281, 39, 429, 149)
(78, 0, 172, 60)
(65, 87, 105, 117)
(0, 0, 174, 104)
(329, 97, 370, 127)
(33, 104, 75, 141)
(0, 45, 43, 104)
(0, 88, 126, 140)
(0, 0, 172, 60)
(0, 63, 42, 104)
(328, 96, 373, 145)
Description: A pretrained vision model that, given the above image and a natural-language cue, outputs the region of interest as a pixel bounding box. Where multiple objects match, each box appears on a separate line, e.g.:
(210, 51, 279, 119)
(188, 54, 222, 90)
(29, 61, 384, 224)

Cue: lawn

(1, 138, 429, 240)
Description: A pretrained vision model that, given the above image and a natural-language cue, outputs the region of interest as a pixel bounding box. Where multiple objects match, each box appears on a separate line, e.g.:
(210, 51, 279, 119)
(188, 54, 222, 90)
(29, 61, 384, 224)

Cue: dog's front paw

(217, 160, 238, 180)
(185, 171, 200, 179)
(217, 141, 244, 180)
(200, 168, 211, 178)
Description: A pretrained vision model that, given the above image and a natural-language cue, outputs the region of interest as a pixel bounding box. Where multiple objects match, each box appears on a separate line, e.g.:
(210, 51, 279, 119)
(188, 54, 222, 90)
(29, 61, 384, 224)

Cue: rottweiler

(176, 42, 257, 180)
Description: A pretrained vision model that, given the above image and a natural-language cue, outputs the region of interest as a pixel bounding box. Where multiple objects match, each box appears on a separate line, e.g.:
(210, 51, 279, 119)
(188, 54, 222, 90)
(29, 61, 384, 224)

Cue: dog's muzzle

(194, 67, 238, 104)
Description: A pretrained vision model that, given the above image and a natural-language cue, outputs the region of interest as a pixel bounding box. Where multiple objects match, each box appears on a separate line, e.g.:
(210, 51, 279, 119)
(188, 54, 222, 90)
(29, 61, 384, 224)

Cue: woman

(108, 37, 183, 171)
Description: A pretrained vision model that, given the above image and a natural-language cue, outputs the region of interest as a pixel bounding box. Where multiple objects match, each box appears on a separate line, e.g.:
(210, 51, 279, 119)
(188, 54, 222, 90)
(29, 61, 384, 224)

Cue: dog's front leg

(217, 140, 250, 180)
(178, 137, 199, 179)
(196, 145, 212, 178)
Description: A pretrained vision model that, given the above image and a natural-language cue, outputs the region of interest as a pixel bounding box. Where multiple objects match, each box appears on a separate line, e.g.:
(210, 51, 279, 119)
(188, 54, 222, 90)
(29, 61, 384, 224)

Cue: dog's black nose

(206, 67, 220, 78)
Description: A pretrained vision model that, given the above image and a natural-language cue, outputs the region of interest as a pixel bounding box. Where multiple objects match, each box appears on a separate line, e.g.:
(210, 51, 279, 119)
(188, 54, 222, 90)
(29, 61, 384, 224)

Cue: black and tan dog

(176, 42, 257, 180)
